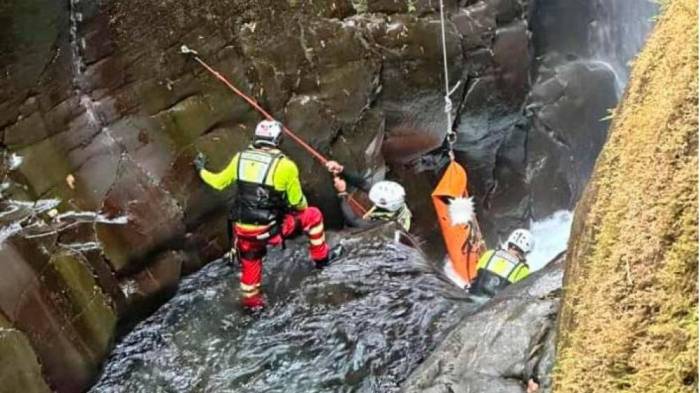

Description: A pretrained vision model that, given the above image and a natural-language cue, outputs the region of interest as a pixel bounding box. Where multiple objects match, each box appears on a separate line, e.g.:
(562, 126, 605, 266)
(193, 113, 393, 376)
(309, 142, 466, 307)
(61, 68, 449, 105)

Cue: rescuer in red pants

(234, 207, 330, 309)
(194, 120, 340, 310)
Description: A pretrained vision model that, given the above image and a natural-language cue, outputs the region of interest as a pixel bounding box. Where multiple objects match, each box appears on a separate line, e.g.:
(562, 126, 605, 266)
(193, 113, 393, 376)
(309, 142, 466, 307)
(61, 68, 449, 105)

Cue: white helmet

(254, 120, 283, 146)
(369, 181, 406, 212)
(507, 229, 534, 254)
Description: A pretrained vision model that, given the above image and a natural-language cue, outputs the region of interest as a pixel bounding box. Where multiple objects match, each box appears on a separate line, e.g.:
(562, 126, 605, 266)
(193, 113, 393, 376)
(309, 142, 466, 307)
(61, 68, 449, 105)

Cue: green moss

(351, 0, 368, 13)
(553, 1, 698, 392)
(16, 136, 73, 197)
(407, 0, 417, 13)
(50, 251, 117, 361)
(0, 314, 52, 393)
(151, 87, 256, 151)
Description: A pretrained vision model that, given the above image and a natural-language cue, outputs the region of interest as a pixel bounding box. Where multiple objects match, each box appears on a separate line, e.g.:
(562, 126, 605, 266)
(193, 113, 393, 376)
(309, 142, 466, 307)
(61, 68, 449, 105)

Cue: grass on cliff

(553, 1, 698, 392)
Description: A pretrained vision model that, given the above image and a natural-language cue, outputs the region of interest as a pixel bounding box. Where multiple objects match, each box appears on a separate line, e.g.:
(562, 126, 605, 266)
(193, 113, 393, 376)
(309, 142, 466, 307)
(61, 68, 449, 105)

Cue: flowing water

(589, 0, 659, 90)
(528, 210, 573, 271)
(90, 226, 474, 393)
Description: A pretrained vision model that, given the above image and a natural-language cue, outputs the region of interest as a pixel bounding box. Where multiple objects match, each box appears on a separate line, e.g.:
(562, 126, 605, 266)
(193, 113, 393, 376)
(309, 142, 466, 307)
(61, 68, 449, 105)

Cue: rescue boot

(241, 292, 266, 311)
(314, 244, 344, 269)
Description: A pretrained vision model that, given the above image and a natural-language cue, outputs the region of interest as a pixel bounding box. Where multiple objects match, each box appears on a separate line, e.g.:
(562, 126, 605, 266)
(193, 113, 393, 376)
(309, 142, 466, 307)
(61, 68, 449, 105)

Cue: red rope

(346, 192, 368, 214)
(189, 55, 368, 214)
(192, 57, 329, 164)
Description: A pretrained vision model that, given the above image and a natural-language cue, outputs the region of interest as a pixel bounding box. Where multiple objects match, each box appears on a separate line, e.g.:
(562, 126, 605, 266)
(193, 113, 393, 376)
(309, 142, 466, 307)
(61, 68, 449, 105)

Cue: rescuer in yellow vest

(194, 120, 341, 310)
(469, 229, 534, 297)
(325, 160, 412, 231)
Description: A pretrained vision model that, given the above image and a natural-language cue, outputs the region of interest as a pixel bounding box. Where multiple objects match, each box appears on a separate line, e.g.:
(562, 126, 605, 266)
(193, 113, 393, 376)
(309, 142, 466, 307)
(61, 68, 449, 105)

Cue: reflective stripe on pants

(281, 207, 329, 262)
(233, 206, 329, 308)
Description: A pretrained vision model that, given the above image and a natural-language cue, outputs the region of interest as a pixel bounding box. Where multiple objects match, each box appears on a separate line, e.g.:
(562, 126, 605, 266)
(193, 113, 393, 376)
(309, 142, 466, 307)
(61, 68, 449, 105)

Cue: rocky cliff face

(454, 0, 657, 241)
(553, 1, 698, 392)
(521, 0, 657, 227)
(0, 1, 535, 391)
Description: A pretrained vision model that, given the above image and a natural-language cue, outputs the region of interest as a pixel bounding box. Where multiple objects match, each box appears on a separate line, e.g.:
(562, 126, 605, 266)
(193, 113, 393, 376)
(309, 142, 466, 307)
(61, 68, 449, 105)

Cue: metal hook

(446, 131, 458, 145)
(180, 44, 198, 56)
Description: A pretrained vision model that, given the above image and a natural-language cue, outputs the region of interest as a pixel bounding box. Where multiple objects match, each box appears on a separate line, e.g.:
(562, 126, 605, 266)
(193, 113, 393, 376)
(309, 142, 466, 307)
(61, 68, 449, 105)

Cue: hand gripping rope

(180, 45, 367, 214)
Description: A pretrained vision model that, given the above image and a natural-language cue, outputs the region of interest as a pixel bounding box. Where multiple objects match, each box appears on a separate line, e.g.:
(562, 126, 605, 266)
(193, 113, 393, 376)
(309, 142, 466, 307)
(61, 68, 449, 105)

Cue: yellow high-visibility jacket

(476, 249, 529, 283)
(198, 147, 308, 211)
(363, 205, 412, 232)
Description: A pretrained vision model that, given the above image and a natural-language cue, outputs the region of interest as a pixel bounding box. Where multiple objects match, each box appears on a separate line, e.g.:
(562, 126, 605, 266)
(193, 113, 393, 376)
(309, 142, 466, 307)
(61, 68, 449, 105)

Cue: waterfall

(588, 0, 659, 88)
(69, 0, 104, 130)
(528, 210, 573, 271)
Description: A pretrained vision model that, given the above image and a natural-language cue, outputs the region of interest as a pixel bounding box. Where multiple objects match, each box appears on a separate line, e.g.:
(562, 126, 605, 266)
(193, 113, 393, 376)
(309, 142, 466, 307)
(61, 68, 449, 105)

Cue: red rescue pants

(234, 206, 329, 309)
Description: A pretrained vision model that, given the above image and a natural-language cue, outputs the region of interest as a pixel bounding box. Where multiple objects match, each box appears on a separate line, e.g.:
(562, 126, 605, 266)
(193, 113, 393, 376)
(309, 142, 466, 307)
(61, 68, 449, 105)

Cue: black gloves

(193, 152, 207, 171)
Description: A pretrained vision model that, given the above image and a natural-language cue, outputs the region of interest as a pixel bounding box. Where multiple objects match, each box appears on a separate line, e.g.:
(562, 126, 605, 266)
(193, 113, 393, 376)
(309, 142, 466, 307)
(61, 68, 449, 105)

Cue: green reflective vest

(476, 249, 529, 283)
(365, 204, 412, 232)
(199, 146, 308, 210)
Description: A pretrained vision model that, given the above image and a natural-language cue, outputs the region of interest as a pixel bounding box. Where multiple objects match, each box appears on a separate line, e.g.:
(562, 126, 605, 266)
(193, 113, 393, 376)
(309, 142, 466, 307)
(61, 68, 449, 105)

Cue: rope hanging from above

(438, 0, 461, 160)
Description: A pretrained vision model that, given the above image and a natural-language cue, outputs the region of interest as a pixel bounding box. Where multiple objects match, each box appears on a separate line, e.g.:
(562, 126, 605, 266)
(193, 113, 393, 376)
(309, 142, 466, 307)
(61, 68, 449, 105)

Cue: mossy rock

(49, 251, 117, 360)
(553, 2, 698, 392)
(0, 313, 51, 393)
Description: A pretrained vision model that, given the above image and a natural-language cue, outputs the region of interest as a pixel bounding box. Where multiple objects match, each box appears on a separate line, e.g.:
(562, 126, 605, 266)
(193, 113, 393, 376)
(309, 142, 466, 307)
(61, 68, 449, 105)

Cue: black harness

(232, 150, 286, 227)
(470, 250, 527, 297)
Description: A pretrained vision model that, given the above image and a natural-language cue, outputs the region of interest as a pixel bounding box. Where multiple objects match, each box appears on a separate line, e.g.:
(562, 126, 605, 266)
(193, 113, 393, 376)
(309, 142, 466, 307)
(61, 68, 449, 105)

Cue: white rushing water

(8, 153, 23, 170)
(588, 0, 659, 87)
(528, 210, 573, 271)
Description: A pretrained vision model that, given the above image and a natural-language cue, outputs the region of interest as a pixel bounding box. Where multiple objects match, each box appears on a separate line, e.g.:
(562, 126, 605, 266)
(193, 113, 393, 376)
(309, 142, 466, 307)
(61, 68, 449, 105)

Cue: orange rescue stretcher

(431, 160, 485, 283)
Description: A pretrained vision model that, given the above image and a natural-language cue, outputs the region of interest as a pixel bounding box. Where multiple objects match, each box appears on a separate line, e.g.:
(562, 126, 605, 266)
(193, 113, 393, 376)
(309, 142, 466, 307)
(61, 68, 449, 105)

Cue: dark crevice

(534, 118, 571, 150)
(200, 119, 241, 138)
(451, 74, 472, 131)
(147, 92, 202, 118)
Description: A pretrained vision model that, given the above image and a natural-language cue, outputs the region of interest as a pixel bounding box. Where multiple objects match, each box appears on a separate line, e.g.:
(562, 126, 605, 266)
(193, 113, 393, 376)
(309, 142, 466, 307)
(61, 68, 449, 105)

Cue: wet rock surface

(402, 253, 565, 393)
(0, 198, 120, 392)
(90, 225, 474, 393)
(0, 3, 535, 388)
(520, 0, 658, 224)
(462, 0, 657, 242)
(0, 313, 52, 393)
(525, 58, 618, 219)
(531, 0, 659, 84)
